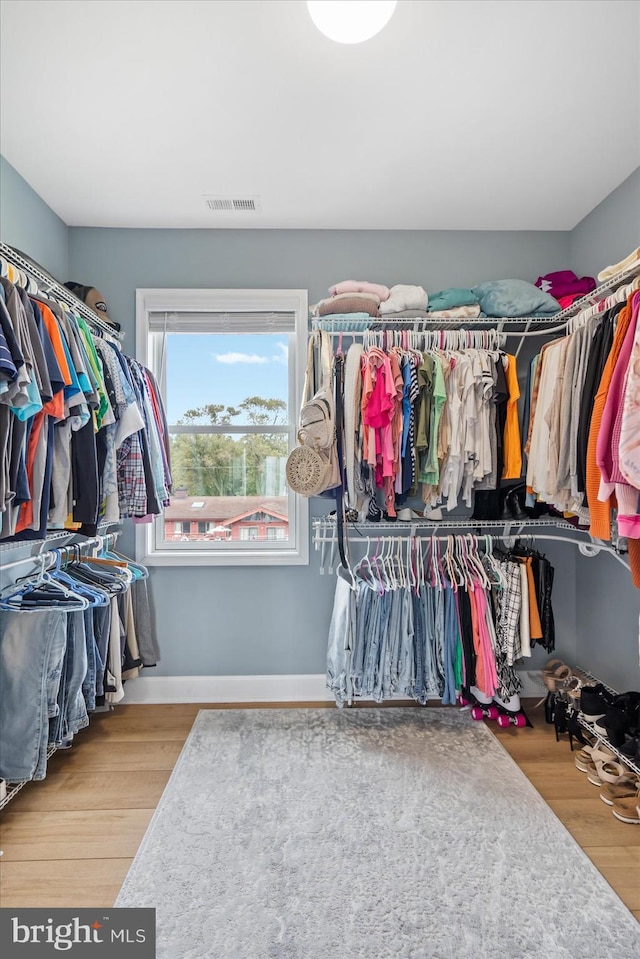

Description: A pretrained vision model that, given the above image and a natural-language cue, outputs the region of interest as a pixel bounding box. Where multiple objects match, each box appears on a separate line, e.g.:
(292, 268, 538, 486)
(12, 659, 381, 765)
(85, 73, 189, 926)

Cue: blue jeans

(350, 583, 372, 697)
(50, 611, 89, 746)
(82, 607, 97, 713)
(92, 602, 111, 697)
(366, 591, 390, 701)
(0, 608, 67, 782)
(412, 588, 427, 705)
(396, 590, 414, 697)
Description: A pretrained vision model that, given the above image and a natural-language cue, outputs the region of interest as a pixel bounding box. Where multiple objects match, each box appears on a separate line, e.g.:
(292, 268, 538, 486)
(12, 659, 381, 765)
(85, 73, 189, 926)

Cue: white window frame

(136, 288, 309, 566)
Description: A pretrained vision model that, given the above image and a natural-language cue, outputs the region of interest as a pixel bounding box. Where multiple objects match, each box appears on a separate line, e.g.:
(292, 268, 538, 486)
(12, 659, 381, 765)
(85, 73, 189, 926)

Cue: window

(267, 527, 286, 541)
(136, 288, 309, 566)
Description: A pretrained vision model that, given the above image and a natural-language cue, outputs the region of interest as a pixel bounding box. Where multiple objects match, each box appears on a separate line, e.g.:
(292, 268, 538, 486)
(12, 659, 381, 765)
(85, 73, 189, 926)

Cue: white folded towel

(379, 284, 428, 314)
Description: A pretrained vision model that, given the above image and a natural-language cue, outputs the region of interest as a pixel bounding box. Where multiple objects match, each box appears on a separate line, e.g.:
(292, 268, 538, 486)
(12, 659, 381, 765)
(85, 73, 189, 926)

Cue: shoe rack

(561, 669, 640, 778)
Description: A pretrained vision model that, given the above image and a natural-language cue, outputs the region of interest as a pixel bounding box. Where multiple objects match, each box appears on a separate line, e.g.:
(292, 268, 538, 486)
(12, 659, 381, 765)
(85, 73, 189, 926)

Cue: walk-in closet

(1, 2, 639, 957)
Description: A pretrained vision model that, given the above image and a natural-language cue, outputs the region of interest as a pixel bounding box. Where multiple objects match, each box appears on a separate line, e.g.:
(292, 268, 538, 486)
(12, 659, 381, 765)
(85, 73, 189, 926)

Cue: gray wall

(4, 154, 635, 685)
(0, 155, 69, 279)
(570, 166, 640, 279)
(570, 169, 640, 690)
(68, 226, 577, 677)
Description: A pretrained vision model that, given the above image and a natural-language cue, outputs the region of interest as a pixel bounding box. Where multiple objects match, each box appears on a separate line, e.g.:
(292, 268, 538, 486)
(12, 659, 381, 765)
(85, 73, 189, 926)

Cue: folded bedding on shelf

(379, 284, 428, 314)
(535, 270, 596, 301)
(597, 248, 640, 282)
(329, 280, 390, 300)
(315, 296, 380, 317)
(472, 278, 561, 317)
(427, 304, 482, 319)
(428, 288, 479, 311)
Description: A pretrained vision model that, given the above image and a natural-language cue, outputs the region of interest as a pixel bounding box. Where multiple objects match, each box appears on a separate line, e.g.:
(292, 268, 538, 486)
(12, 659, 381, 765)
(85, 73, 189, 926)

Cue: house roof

(165, 495, 288, 522)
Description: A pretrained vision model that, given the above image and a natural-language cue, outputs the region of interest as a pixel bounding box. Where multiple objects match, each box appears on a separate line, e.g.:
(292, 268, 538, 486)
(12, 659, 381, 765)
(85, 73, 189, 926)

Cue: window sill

(139, 547, 309, 567)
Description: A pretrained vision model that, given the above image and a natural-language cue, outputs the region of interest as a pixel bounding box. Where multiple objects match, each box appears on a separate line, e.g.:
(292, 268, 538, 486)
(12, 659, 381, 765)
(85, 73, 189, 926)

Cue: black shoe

(367, 498, 382, 522)
(619, 736, 640, 764)
(553, 698, 568, 741)
(594, 707, 632, 748)
(580, 684, 615, 719)
(544, 691, 555, 725)
(612, 691, 640, 736)
(566, 711, 593, 751)
(507, 487, 528, 521)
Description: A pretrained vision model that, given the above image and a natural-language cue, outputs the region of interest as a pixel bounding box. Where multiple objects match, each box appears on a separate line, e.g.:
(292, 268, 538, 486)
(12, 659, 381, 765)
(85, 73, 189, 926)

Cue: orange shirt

(502, 353, 522, 480)
(586, 301, 633, 540)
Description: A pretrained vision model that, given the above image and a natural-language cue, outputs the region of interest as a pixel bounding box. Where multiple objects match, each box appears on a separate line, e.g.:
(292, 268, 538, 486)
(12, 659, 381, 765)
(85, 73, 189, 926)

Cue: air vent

(204, 195, 262, 213)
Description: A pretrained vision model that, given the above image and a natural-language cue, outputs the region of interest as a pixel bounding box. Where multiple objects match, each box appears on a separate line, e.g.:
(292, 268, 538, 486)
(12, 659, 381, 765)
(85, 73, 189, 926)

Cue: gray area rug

(116, 708, 640, 958)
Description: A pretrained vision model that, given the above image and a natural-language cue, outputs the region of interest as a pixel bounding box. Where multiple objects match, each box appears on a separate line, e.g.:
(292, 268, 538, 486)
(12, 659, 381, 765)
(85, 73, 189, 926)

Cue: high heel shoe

(566, 711, 594, 751)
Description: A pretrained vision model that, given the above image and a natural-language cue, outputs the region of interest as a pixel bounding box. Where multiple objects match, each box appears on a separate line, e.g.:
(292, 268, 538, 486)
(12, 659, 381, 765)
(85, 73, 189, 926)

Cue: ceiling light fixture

(306, 0, 397, 44)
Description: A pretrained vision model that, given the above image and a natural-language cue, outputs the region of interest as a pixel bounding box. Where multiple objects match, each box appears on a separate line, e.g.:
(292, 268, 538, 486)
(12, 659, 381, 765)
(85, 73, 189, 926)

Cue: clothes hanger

(481, 534, 507, 588)
(354, 538, 377, 590)
(56, 555, 111, 608)
(0, 553, 90, 611)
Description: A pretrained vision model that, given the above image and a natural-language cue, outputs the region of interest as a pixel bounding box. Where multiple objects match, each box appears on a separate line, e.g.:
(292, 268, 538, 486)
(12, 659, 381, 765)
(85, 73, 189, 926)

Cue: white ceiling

(1, 0, 639, 231)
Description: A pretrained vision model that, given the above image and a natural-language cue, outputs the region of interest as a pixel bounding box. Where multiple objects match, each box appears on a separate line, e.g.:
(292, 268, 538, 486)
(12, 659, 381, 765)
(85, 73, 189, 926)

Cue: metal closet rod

(0, 241, 124, 341)
(1, 530, 121, 576)
(312, 527, 631, 571)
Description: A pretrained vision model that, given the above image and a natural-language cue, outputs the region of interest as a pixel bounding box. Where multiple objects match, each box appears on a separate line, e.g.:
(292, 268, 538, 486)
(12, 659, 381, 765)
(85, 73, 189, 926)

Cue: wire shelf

(550, 667, 640, 778)
(0, 242, 123, 341)
(313, 516, 585, 537)
(0, 522, 123, 554)
(311, 262, 640, 335)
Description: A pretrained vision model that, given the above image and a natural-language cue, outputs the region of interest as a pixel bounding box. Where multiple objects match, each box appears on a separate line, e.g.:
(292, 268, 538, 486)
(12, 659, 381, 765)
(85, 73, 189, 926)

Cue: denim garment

(350, 582, 373, 697)
(64, 611, 89, 738)
(423, 585, 440, 700)
(0, 608, 67, 782)
(50, 611, 89, 746)
(396, 590, 414, 697)
(92, 602, 111, 697)
(412, 589, 428, 705)
(82, 607, 97, 713)
(378, 588, 402, 701)
(368, 591, 391, 702)
(383, 589, 399, 697)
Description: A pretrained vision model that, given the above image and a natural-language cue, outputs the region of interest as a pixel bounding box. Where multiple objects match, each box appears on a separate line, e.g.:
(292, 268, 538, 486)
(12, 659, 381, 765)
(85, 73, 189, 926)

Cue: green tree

(170, 397, 288, 497)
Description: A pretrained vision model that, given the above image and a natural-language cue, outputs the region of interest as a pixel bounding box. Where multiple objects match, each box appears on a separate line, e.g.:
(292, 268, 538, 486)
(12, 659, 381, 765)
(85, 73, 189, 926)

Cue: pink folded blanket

(329, 280, 390, 301)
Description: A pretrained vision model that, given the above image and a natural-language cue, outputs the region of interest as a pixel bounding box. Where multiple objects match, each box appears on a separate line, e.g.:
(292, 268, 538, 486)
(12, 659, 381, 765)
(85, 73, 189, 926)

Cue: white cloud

(272, 343, 288, 365)
(213, 352, 269, 365)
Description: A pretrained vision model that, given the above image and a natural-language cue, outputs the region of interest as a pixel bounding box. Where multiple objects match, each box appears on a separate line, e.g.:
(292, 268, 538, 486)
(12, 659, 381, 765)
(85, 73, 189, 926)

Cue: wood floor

(1, 700, 638, 922)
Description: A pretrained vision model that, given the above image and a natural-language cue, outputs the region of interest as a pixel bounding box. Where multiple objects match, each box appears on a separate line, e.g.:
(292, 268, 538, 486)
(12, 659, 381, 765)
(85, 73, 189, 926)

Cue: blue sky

(166, 333, 288, 424)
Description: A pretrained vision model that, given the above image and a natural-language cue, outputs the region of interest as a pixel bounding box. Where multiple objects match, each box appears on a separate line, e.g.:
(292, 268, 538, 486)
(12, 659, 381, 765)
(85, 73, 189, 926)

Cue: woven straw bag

(285, 444, 333, 497)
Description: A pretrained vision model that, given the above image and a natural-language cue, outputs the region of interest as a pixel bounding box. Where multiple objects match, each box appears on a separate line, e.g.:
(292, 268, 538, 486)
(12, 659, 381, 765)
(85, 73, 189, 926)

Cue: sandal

(600, 777, 640, 806)
(544, 664, 573, 692)
(596, 760, 629, 785)
(611, 793, 640, 825)
(542, 658, 566, 676)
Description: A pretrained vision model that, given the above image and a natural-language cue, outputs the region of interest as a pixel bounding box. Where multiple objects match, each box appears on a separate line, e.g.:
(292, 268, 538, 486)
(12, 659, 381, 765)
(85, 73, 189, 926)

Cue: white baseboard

(122, 670, 545, 704)
(122, 674, 336, 704)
